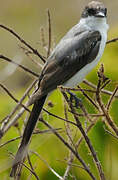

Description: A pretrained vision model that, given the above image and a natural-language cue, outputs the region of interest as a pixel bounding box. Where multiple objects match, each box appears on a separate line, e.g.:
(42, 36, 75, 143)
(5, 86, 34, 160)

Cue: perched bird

(10, 1, 109, 177)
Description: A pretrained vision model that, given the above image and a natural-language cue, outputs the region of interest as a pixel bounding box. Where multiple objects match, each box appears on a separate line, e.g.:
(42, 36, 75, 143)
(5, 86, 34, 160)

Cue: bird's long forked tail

(10, 95, 47, 177)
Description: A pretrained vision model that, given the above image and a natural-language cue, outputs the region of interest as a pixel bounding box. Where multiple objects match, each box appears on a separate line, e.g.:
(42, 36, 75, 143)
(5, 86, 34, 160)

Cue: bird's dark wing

(39, 30, 101, 95)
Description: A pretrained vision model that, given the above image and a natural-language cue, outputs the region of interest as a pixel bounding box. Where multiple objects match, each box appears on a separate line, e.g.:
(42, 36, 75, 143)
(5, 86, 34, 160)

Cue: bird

(10, 1, 109, 177)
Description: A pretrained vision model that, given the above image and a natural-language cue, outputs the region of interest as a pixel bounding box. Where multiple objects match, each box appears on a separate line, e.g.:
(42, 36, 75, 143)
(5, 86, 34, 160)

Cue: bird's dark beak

(95, 12, 105, 18)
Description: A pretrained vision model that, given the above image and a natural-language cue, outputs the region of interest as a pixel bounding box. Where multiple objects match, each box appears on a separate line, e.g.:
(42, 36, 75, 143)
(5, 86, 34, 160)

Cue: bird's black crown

(81, 1, 107, 18)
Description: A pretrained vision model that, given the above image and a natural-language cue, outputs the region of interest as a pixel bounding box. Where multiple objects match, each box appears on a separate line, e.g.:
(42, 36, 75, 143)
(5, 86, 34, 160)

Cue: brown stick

(47, 9, 52, 57)
(107, 38, 118, 44)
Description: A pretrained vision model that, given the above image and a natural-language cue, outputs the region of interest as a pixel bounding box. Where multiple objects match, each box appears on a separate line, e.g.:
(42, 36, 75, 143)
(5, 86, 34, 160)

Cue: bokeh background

(0, 0, 118, 179)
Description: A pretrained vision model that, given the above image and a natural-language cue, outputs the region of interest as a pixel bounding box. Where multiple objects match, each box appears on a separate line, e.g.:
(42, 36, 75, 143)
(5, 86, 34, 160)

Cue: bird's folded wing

(38, 30, 101, 96)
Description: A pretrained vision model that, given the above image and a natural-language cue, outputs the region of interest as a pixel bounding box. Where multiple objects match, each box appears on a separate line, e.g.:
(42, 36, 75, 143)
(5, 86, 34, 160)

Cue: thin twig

(77, 85, 99, 111)
(96, 68, 118, 137)
(107, 38, 118, 44)
(60, 88, 105, 180)
(57, 159, 86, 170)
(9, 152, 40, 180)
(100, 79, 111, 90)
(0, 136, 21, 148)
(83, 79, 118, 99)
(27, 155, 40, 180)
(0, 24, 46, 63)
(105, 129, 118, 140)
(31, 151, 63, 180)
(64, 101, 74, 147)
(68, 111, 105, 118)
(43, 108, 78, 127)
(0, 128, 61, 149)
(0, 79, 38, 138)
(19, 45, 43, 68)
(63, 101, 74, 180)
(106, 86, 118, 111)
(75, 119, 97, 149)
(0, 55, 39, 77)
(96, 90, 118, 136)
(0, 83, 30, 112)
(61, 118, 98, 180)
(40, 118, 96, 180)
(47, 9, 52, 57)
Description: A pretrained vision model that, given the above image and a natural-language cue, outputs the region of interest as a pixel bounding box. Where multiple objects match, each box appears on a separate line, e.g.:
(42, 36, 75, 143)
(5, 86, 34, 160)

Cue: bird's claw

(67, 90, 82, 108)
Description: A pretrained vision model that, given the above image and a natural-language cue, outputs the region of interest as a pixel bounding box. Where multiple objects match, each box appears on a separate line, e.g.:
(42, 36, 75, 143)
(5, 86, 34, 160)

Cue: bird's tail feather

(10, 95, 47, 177)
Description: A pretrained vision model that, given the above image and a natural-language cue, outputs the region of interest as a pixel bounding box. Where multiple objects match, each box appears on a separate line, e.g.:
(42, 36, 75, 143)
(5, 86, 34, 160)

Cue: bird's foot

(67, 90, 82, 108)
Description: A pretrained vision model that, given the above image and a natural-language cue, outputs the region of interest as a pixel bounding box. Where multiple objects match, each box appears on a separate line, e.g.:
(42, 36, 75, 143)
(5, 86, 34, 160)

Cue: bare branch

(0, 136, 21, 148)
(9, 152, 40, 180)
(40, 118, 96, 180)
(47, 9, 52, 57)
(0, 24, 46, 63)
(0, 79, 38, 138)
(60, 88, 106, 180)
(83, 80, 118, 98)
(107, 38, 118, 44)
(43, 108, 78, 127)
(105, 129, 118, 140)
(96, 66, 118, 137)
(19, 45, 43, 68)
(0, 128, 61, 149)
(0, 83, 30, 112)
(57, 159, 86, 170)
(32, 151, 63, 180)
(77, 85, 99, 111)
(27, 155, 40, 180)
(63, 101, 75, 180)
(106, 86, 118, 111)
(0, 54, 39, 77)
(68, 111, 105, 118)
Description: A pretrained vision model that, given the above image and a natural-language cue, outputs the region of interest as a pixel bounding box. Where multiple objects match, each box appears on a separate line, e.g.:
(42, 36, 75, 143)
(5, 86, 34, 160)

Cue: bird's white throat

(80, 16, 109, 34)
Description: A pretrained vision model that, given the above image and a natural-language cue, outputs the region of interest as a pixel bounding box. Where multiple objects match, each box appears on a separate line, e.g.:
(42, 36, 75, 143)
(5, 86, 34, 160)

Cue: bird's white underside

(64, 16, 109, 87)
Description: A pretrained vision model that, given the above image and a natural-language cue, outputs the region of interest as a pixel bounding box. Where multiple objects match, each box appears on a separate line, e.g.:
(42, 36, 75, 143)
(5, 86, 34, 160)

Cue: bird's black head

(81, 1, 107, 18)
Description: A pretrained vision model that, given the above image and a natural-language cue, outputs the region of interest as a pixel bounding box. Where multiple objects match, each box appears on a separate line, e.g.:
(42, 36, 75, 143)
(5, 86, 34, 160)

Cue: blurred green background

(0, 0, 118, 179)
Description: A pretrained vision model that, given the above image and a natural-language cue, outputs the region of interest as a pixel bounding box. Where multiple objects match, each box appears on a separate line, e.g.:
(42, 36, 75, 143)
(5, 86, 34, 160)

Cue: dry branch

(0, 55, 39, 77)
(96, 65, 118, 137)
(47, 9, 52, 57)
(60, 88, 106, 180)
(0, 24, 46, 63)
(40, 118, 96, 180)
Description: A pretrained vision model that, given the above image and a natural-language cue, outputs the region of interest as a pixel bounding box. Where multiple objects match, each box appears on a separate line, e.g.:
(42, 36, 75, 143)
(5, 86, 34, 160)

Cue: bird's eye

(88, 8, 96, 15)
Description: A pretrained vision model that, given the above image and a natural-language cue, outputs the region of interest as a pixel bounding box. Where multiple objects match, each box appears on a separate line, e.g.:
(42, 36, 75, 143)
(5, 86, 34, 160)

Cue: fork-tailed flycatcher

(10, 1, 109, 177)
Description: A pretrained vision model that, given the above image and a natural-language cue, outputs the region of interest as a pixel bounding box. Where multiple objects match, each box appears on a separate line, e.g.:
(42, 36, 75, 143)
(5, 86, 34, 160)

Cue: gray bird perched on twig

(10, 1, 109, 177)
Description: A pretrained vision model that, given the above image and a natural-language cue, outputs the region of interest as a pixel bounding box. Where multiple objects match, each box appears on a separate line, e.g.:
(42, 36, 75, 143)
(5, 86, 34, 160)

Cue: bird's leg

(67, 90, 82, 108)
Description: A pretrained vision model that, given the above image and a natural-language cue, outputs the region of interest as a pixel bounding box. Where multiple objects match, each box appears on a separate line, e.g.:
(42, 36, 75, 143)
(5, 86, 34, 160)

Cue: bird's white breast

(64, 17, 109, 87)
